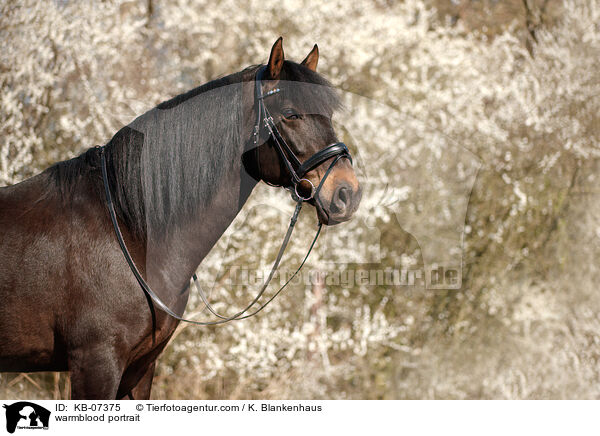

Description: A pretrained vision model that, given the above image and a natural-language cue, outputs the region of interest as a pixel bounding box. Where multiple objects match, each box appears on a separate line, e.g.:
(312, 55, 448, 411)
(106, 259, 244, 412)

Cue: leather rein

(99, 65, 352, 325)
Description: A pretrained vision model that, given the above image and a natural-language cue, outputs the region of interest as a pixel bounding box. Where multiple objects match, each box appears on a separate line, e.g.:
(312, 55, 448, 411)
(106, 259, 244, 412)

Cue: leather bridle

(252, 65, 352, 200)
(99, 65, 353, 325)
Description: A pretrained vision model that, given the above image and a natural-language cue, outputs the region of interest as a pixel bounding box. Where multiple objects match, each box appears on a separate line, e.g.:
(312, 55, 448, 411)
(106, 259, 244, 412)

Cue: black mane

(47, 61, 342, 240)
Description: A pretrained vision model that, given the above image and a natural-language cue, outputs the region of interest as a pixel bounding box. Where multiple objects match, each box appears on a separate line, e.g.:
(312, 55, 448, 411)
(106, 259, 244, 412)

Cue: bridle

(252, 65, 352, 202)
(99, 65, 353, 325)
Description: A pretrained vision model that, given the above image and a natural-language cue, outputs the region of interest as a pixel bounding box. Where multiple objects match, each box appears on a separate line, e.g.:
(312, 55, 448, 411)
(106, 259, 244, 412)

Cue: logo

(2, 402, 50, 433)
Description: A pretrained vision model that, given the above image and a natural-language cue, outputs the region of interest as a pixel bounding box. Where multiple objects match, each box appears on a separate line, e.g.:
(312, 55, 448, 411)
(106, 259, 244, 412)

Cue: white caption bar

(0, 400, 597, 435)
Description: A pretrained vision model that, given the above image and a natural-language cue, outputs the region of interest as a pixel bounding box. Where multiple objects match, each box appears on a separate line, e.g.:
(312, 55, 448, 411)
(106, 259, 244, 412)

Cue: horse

(0, 38, 361, 399)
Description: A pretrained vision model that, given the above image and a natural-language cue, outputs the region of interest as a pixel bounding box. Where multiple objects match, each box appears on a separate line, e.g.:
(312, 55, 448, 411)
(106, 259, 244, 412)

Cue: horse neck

(143, 162, 257, 309)
(111, 76, 259, 309)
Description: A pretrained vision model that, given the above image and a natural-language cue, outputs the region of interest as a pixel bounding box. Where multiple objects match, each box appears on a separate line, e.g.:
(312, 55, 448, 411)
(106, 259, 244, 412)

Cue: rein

(99, 65, 352, 325)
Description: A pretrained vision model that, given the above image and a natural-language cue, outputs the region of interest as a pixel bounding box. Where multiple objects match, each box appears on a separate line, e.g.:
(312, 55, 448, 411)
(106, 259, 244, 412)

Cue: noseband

(99, 65, 354, 325)
(252, 65, 352, 200)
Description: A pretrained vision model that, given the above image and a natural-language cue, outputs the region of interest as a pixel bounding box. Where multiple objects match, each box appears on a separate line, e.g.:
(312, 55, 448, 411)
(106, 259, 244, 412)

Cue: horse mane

(47, 61, 342, 240)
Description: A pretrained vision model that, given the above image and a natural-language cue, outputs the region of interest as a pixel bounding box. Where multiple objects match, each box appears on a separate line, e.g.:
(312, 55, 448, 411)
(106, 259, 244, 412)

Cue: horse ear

(301, 44, 319, 72)
(267, 37, 284, 79)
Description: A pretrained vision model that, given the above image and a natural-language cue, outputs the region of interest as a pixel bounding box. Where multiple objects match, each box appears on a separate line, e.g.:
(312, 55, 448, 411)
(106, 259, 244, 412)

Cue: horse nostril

(332, 184, 352, 214)
(338, 186, 350, 205)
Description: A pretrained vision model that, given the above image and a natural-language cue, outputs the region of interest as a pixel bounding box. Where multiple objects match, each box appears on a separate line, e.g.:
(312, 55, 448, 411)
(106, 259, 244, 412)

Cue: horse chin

(314, 200, 344, 226)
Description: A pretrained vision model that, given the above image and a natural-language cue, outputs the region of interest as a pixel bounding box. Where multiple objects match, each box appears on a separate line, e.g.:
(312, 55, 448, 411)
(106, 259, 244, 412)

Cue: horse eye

(283, 109, 300, 120)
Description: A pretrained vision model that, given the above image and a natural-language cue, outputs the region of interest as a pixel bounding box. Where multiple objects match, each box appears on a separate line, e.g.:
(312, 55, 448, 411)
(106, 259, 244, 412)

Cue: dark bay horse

(0, 38, 361, 399)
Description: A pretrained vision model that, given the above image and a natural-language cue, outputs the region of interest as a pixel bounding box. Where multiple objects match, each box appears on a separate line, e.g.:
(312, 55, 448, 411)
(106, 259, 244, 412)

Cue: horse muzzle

(315, 181, 362, 225)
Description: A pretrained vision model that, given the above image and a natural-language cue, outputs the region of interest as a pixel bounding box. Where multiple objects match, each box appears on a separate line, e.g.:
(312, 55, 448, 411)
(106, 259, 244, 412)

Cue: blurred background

(1, 0, 599, 399)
